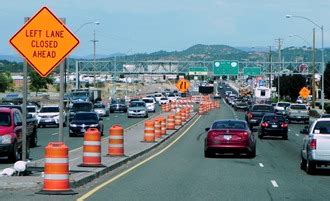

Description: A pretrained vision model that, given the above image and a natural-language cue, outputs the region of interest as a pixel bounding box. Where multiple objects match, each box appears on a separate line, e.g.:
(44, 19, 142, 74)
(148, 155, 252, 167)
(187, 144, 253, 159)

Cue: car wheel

(30, 128, 38, 148)
(258, 134, 264, 139)
(69, 133, 75, 137)
(110, 110, 114, 113)
(204, 149, 213, 158)
(235, 108, 237, 111)
(145, 114, 149, 118)
(8, 142, 20, 163)
(247, 147, 256, 158)
(306, 157, 316, 174)
(282, 133, 288, 140)
(300, 154, 307, 170)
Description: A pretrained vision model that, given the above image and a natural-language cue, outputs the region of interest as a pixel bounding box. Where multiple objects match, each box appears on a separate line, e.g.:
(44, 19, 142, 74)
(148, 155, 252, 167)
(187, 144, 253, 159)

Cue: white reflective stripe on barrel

(144, 133, 154, 137)
(44, 174, 69, 180)
(145, 128, 154, 131)
(83, 152, 101, 157)
(84, 141, 101, 146)
(109, 136, 123, 140)
(45, 158, 68, 164)
(109, 144, 124, 148)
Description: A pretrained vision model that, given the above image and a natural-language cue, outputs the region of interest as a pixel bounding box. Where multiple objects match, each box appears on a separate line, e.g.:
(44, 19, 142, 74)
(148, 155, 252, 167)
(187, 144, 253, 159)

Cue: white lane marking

(296, 134, 299, 136)
(288, 129, 291, 131)
(51, 133, 58, 136)
(259, 163, 264, 168)
(271, 180, 279, 188)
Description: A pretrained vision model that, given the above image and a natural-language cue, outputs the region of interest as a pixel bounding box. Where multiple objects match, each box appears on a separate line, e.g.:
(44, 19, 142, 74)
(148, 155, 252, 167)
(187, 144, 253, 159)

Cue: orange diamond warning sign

(176, 79, 190, 93)
(299, 87, 310, 99)
(9, 7, 79, 77)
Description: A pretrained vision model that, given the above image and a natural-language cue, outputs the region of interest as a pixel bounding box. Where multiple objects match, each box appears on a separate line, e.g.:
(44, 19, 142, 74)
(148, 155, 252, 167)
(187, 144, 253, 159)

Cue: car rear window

(130, 102, 146, 107)
(314, 121, 330, 134)
(27, 107, 36, 112)
(71, 103, 92, 111)
(212, 121, 246, 130)
(290, 105, 307, 110)
(0, 113, 11, 126)
(94, 104, 105, 108)
(142, 99, 154, 103)
(263, 115, 285, 122)
(252, 105, 273, 112)
(278, 103, 290, 107)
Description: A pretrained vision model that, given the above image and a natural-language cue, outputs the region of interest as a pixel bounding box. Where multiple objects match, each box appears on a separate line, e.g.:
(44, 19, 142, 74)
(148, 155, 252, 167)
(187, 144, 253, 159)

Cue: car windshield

(142, 99, 153, 103)
(290, 105, 306, 110)
(263, 115, 285, 122)
(211, 121, 246, 130)
(321, 114, 330, 118)
(71, 92, 88, 100)
(40, 107, 59, 113)
(160, 98, 167, 100)
(74, 113, 98, 121)
(313, 121, 330, 134)
(278, 103, 290, 107)
(71, 103, 92, 111)
(130, 102, 145, 107)
(0, 113, 11, 126)
(112, 100, 125, 104)
(27, 107, 36, 112)
(252, 105, 273, 112)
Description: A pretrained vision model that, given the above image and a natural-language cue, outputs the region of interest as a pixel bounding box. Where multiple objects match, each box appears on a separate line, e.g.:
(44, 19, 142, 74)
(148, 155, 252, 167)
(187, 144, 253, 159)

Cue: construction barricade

(79, 128, 104, 167)
(108, 125, 124, 156)
(37, 142, 76, 195)
(167, 114, 176, 130)
(144, 120, 155, 142)
(154, 119, 162, 139)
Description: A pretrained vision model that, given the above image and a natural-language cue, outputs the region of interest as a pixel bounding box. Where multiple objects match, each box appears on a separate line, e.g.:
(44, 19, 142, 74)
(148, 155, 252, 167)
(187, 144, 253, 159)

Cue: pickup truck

(286, 103, 309, 124)
(300, 118, 330, 174)
(245, 104, 275, 129)
(0, 107, 37, 162)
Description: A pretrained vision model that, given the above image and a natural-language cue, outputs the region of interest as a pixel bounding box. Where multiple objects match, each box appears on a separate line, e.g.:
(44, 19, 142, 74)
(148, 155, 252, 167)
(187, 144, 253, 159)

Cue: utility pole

(275, 38, 283, 102)
(269, 46, 272, 88)
(91, 30, 99, 88)
(312, 28, 316, 108)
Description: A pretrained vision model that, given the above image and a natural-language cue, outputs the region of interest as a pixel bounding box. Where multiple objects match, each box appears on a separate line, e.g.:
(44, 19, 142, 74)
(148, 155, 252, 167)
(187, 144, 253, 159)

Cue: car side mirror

(205, 127, 210, 131)
(300, 127, 309, 135)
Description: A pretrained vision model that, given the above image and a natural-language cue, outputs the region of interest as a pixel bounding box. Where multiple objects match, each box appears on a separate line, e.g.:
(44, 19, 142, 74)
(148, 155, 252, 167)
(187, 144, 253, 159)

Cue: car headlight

(70, 124, 77, 127)
(89, 124, 99, 127)
(0, 135, 12, 144)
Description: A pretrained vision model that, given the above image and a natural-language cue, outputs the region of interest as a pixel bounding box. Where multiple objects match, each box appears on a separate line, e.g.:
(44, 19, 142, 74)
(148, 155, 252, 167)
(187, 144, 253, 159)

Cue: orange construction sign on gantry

(9, 7, 79, 77)
(176, 79, 190, 93)
(299, 87, 311, 99)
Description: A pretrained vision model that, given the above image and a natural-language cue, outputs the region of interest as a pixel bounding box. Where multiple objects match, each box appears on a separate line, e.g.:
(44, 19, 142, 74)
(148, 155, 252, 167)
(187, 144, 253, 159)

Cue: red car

(204, 120, 256, 158)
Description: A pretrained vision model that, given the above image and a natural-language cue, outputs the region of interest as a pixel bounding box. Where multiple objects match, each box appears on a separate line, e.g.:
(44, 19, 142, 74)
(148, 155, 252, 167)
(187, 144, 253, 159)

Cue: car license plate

(271, 125, 278, 128)
(297, 116, 301, 118)
(45, 119, 52, 122)
(224, 135, 231, 140)
(81, 129, 86, 133)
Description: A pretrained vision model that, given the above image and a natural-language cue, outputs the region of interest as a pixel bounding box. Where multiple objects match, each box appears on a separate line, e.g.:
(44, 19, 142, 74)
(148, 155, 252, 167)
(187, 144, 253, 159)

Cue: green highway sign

(243, 67, 261, 76)
(213, 60, 239, 76)
(188, 66, 208, 75)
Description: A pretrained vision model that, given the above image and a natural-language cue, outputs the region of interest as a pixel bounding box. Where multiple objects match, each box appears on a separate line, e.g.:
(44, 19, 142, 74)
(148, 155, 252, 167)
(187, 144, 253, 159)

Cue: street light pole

(286, 15, 325, 113)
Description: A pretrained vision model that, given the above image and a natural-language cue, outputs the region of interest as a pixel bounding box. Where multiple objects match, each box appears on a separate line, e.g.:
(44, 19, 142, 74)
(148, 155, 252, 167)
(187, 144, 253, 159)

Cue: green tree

(0, 72, 13, 92)
(29, 71, 54, 96)
(273, 74, 306, 101)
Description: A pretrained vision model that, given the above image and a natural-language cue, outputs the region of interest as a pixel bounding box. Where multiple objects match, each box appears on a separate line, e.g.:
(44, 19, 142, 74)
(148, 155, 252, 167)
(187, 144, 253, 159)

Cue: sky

(1, 0, 329, 57)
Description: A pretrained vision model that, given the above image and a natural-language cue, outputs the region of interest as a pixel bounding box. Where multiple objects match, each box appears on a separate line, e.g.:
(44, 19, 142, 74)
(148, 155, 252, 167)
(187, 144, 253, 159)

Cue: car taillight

(309, 139, 317, 150)
(207, 131, 218, 138)
(239, 132, 249, 138)
(281, 123, 288, 128)
(247, 112, 253, 119)
(261, 122, 269, 127)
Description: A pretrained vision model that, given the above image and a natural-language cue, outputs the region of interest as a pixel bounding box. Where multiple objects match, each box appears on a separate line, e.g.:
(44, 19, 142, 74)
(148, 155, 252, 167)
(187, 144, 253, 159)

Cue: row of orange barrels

(198, 101, 220, 114)
(161, 103, 193, 112)
(38, 107, 193, 195)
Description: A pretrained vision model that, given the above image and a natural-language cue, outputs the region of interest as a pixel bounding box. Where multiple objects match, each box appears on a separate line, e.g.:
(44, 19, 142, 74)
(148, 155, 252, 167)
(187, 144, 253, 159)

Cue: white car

(142, 97, 156, 112)
(27, 105, 38, 118)
(274, 102, 290, 115)
(167, 93, 178, 102)
(153, 93, 163, 102)
(159, 97, 169, 105)
(37, 105, 67, 127)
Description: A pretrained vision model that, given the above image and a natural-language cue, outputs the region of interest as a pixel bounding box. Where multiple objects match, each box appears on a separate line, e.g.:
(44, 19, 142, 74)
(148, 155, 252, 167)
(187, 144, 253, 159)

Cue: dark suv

(245, 104, 274, 129)
(69, 102, 93, 121)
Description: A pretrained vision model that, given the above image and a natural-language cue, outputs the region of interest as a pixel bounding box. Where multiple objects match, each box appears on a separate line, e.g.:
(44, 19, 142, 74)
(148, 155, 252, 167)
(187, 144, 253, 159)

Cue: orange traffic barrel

(175, 112, 182, 126)
(167, 114, 175, 130)
(184, 108, 190, 119)
(154, 119, 162, 139)
(79, 128, 104, 167)
(165, 103, 170, 112)
(198, 104, 204, 115)
(180, 109, 187, 123)
(108, 125, 124, 156)
(161, 104, 166, 112)
(37, 142, 76, 195)
(158, 117, 167, 135)
(144, 120, 155, 142)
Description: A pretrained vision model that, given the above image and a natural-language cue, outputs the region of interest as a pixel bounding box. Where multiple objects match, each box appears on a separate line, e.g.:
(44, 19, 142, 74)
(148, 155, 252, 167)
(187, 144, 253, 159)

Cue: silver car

(286, 104, 309, 124)
(127, 101, 148, 118)
(93, 103, 109, 117)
